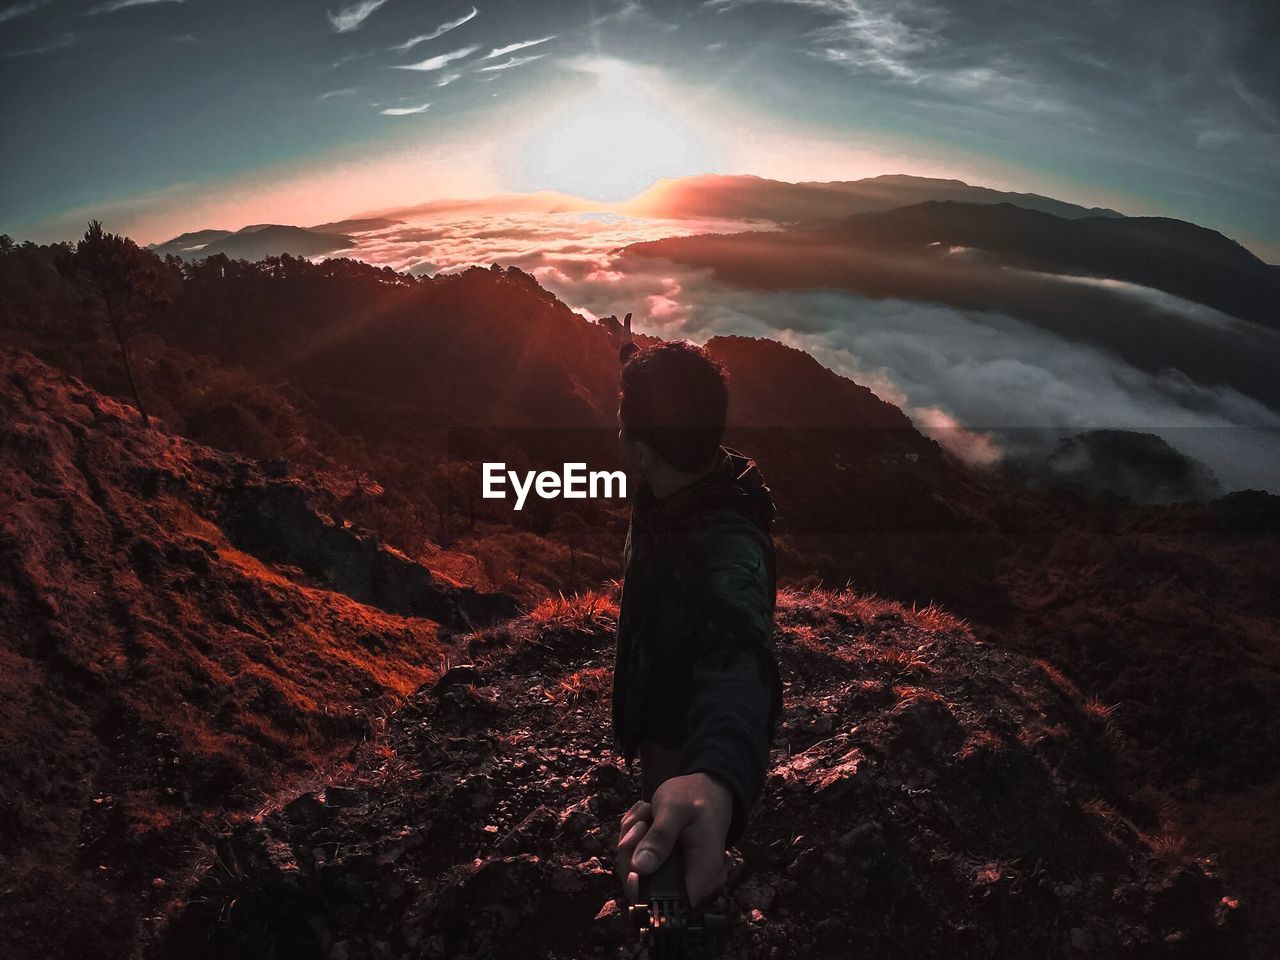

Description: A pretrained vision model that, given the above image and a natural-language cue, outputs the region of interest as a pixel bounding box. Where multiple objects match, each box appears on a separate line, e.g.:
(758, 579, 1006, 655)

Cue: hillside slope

(0, 349, 512, 960)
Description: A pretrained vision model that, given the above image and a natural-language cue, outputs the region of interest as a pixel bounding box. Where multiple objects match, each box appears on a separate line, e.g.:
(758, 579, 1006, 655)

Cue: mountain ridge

(623, 172, 1127, 223)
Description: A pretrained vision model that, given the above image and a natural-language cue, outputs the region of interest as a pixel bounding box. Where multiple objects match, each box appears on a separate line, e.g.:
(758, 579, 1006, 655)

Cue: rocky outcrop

(223, 482, 518, 632)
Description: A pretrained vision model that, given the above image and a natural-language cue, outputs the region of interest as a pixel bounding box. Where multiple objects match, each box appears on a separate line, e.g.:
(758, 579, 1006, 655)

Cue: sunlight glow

(516, 58, 716, 201)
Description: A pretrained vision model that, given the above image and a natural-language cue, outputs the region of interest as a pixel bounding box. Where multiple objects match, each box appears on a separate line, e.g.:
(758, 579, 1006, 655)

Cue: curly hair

(619, 340, 728, 472)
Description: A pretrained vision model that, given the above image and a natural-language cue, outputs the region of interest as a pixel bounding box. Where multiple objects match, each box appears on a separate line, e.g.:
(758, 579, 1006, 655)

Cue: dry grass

(547, 666, 612, 705)
(779, 585, 966, 634)
(1081, 797, 1140, 845)
(1144, 830, 1187, 859)
(1084, 696, 1120, 722)
(528, 590, 619, 631)
(958, 729, 1003, 760)
(904, 601, 965, 632)
(1083, 696, 1122, 741)
(879, 646, 935, 679)
(1082, 797, 1119, 821)
(1033, 658, 1080, 697)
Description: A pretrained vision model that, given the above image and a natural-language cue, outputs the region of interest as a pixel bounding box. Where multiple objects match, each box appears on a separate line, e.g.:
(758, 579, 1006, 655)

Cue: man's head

(618, 340, 728, 481)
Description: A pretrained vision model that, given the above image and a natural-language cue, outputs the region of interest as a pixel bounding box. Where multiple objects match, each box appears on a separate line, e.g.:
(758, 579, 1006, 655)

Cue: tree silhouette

(72, 220, 171, 427)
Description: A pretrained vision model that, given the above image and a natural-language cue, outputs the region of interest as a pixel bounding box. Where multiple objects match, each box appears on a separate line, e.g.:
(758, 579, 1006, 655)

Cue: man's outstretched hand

(602, 311, 636, 363)
(614, 772, 734, 908)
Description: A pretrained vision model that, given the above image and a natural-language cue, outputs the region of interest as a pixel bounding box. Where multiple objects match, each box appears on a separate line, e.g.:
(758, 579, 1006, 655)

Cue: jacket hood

(640, 445, 775, 535)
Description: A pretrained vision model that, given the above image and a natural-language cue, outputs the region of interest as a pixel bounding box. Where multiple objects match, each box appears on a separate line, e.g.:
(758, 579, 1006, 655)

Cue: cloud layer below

(329, 207, 1280, 494)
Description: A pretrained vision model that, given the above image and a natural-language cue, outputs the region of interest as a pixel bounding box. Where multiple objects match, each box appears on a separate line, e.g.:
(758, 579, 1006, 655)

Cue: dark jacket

(611, 446, 784, 846)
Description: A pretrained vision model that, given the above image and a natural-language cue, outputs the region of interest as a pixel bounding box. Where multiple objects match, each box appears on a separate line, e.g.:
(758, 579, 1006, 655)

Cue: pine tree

(72, 221, 171, 427)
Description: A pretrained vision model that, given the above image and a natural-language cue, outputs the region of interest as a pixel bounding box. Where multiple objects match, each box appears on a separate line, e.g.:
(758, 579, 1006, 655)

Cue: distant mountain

(147, 176, 1126, 265)
(827, 201, 1275, 320)
(150, 224, 356, 261)
(822, 173, 1126, 220)
(623, 173, 1125, 222)
(307, 217, 404, 234)
(1018, 429, 1223, 503)
(146, 228, 234, 256)
(623, 201, 1280, 409)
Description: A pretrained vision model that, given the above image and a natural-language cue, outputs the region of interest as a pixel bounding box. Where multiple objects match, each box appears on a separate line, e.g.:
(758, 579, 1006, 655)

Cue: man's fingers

(631, 805, 684, 876)
(685, 846, 733, 908)
(614, 818, 649, 892)
(619, 799, 651, 835)
(624, 799, 649, 819)
(618, 817, 648, 853)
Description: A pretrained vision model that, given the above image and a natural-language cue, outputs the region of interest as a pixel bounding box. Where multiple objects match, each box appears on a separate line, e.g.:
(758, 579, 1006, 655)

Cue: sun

(515, 60, 714, 201)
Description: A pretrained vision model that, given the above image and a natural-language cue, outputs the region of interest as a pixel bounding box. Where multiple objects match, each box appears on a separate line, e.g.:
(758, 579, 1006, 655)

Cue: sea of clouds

(332, 210, 1280, 495)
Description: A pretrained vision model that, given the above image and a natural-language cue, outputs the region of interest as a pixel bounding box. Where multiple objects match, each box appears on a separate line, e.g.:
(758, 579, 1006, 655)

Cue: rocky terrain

(159, 590, 1240, 959)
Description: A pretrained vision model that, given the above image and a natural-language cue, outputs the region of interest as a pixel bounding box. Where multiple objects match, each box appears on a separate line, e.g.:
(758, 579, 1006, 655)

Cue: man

(608, 321, 784, 910)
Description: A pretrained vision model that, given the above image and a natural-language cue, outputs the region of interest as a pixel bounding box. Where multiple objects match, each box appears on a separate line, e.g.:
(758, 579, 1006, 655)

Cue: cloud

(294, 198, 1278, 494)
(706, 0, 1076, 116)
(327, 0, 387, 33)
(591, 0, 645, 27)
(380, 101, 431, 115)
(335, 206, 762, 281)
(596, 265, 1280, 492)
(329, 51, 367, 68)
(477, 53, 545, 72)
(87, 0, 182, 13)
(389, 5, 477, 51)
(1042, 273, 1266, 337)
(0, 29, 74, 57)
(481, 35, 555, 59)
(708, 0, 938, 79)
(1226, 71, 1280, 129)
(319, 87, 358, 99)
(435, 71, 461, 87)
(1186, 72, 1280, 174)
(0, 0, 54, 25)
(393, 44, 477, 71)
(588, 1, 644, 28)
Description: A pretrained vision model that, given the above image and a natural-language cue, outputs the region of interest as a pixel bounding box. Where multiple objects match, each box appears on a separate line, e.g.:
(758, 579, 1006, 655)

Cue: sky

(2, 0, 1278, 259)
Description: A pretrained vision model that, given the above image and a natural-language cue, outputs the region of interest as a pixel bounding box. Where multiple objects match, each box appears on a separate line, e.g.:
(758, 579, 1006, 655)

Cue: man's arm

(679, 516, 777, 845)
(678, 638, 774, 847)
(621, 521, 777, 903)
